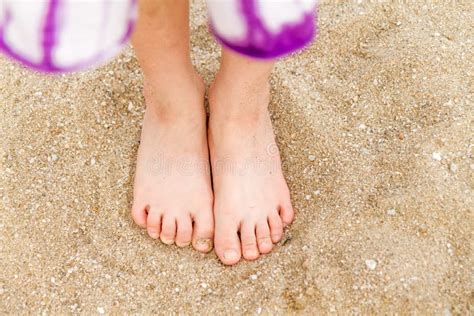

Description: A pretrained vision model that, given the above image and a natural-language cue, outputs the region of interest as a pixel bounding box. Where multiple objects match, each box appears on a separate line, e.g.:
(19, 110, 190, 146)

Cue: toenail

(176, 241, 191, 247)
(149, 231, 159, 239)
(223, 249, 239, 261)
(161, 238, 174, 245)
(246, 249, 258, 258)
(195, 238, 212, 250)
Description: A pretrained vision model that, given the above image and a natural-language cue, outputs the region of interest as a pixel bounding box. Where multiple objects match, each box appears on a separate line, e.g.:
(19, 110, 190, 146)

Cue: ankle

(212, 68, 271, 95)
(208, 76, 270, 123)
(143, 70, 206, 122)
(144, 61, 203, 92)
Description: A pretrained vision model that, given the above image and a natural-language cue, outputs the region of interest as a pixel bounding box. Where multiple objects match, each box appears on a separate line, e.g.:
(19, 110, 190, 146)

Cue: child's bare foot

(131, 72, 214, 252)
(208, 77, 294, 265)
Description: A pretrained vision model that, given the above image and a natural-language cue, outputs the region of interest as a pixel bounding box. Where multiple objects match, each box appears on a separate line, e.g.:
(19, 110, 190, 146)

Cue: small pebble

(387, 208, 397, 216)
(308, 155, 316, 161)
(365, 259, 377, 270)
(449, 163, 458, 173)
(432, 152, 442, 161)
(250, 274, 258, 280)
(444, 307, 452, 316)
(305, 194, 311, 200)
(97, 307, 105, 314)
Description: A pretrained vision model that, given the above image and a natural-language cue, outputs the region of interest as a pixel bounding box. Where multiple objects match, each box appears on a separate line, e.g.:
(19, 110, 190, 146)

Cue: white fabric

(207, 0, 246, 41)
(0, 0, 317, 72)
(3, 1, 47, 64)
(256, 0, 318, 34)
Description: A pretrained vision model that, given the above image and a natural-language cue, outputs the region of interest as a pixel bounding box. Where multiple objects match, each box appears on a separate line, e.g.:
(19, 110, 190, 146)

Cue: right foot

(131, 73, 214, 253)
(208, 77, 294, 265)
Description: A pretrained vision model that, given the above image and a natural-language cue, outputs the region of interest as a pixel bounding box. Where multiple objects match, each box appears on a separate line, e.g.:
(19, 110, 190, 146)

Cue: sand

(0, 1, 473, 314)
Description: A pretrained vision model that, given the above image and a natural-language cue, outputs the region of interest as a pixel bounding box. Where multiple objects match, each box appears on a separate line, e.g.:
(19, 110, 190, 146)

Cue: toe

(175, 215, 193, 247)
(268, 213, 284, 243)
(160, 215, 177, 245)
(214, 219, 241, 265)
(146, 209, 161, 239)
(240, 223, 259, 260)
(279, 202, 294, 226)
(131, 203, 148, 228)
(256, 221, 273, 254)
(192, 210, 214, 253)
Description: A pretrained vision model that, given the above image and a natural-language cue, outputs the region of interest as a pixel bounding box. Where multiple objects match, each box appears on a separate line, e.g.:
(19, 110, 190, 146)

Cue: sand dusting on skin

(0, 1, 473, 314)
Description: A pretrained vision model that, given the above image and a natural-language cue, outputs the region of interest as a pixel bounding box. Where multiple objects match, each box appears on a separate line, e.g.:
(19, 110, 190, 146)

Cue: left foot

(131, 72, 214, 252)
(208, 78, 294, 265)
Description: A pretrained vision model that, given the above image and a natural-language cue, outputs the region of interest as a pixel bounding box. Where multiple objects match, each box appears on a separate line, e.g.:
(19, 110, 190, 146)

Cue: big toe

(214, 220, 241, 265)
(192, 209, 214, 253)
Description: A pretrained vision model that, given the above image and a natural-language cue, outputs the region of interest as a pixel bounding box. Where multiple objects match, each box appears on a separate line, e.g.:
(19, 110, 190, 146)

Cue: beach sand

(0, 1, 472, 314)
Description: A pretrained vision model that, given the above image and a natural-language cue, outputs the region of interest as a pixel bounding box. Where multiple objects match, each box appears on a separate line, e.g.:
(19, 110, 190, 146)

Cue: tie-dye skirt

(0, 0, 318, 73)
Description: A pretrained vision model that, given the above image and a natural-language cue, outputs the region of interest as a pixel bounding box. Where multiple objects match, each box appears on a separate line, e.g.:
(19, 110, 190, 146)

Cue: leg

(209, 48, 294, 265)
(131, 0, 214, 252)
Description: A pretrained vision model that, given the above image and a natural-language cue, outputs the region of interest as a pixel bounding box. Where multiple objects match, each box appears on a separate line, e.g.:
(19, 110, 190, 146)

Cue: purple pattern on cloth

(0, 0, 137, 73)
(0, 0, 317, 73)
(42, 0, 59, 71)
(210, 0, 318, 59)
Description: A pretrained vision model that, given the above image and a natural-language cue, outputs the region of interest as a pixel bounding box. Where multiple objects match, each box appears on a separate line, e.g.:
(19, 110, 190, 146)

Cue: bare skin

(209, 49, 294, 265)
(130, 1, 294, 263)
(131, 0, 214, 252)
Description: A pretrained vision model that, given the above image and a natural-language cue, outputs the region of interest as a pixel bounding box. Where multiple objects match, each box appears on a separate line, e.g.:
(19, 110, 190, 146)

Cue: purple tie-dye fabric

(0, 0, 137, 73)
(0, 0, 317, 73)
(208, 0, 318, 59)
